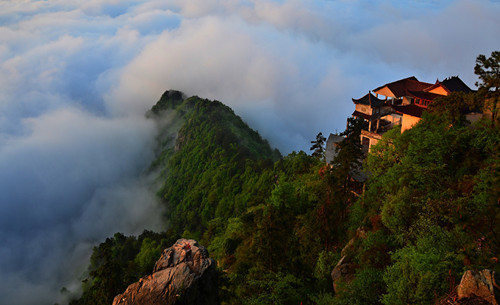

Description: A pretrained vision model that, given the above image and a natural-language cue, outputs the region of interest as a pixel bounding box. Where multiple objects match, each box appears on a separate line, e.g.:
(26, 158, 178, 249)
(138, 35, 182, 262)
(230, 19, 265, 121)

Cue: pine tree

(475, 51, 500, 123)
(310, 132, 326, 161)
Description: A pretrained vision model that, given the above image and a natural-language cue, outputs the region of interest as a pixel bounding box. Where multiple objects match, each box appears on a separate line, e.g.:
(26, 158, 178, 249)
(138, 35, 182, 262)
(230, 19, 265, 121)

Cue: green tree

(333, 267, 386, 305)
(326, 117, 364, 224)
(71, 231, 176, 305)
(382, 226, 464, 305)
(331, 117, 364, 189)
(475, 51, 500, 92)
(475, 51, 500, 123)
(428, 92, 478, 126)
(134, 238, 164, 274)
(310, 132, 327, 160)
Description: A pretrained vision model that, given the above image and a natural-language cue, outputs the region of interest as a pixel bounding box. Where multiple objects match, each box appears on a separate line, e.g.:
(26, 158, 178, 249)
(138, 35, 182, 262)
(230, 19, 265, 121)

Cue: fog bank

(1, 1, 499, 303)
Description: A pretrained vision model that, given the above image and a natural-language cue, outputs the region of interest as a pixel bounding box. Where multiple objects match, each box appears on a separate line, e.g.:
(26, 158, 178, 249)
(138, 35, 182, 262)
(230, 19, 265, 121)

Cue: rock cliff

(112, 239, 218, 305)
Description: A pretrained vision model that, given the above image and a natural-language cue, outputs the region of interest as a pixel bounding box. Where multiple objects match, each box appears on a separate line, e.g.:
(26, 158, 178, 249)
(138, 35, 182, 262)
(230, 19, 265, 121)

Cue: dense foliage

(71, 53, 499, 305)
(154, 94, 281, 237)
(346, 96, 499, 305)
(70, 231, 177, 305)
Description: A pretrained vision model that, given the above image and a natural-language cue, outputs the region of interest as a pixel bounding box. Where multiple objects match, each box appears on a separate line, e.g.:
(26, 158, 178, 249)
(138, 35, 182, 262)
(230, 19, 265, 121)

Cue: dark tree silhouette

(475, 51, 500, 123)
(310, 132, 326, 160)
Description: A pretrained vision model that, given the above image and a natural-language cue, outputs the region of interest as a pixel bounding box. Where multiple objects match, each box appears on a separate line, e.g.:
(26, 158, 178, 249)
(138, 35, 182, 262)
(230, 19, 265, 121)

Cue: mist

(1, 0, 500, 304)
(0, 107, 166, 304)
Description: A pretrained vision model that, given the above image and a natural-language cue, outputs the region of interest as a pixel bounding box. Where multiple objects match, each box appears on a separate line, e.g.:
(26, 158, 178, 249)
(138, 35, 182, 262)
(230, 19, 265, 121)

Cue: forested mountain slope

(148, 90, 281, 237)
(71, 81, 499, 305)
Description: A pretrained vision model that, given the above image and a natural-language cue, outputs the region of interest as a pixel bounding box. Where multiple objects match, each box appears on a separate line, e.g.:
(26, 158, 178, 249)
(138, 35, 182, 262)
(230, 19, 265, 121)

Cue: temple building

(351, 76, 474, 151)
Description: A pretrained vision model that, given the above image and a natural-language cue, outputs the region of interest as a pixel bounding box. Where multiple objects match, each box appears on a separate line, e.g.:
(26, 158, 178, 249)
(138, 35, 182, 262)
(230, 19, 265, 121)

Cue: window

(362, 137, 370, 147)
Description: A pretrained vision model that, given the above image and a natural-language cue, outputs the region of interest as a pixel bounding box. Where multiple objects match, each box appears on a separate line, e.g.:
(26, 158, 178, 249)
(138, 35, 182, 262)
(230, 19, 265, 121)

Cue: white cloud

(1, 0, 500, 303)
(106, 17, 278, 113)
(0, 107, 163, 305)
(105, 15, 359, 151)
(347, 0, 500, 86)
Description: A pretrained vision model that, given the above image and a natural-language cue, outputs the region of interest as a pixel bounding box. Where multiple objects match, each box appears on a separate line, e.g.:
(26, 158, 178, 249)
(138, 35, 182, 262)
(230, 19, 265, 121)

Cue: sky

(0, 0, 499, 304)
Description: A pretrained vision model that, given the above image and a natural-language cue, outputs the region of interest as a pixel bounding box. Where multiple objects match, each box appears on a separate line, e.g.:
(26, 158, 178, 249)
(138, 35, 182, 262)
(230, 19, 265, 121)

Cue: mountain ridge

(69, 84, 499, 305)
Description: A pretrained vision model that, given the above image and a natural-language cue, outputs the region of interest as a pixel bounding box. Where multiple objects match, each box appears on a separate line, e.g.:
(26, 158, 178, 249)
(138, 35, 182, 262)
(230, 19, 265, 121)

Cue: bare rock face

(331, 255, 356, 293)
(112, 239, 218, 305)
(331, 229, 366, 294)
(457, 270, 500, 305)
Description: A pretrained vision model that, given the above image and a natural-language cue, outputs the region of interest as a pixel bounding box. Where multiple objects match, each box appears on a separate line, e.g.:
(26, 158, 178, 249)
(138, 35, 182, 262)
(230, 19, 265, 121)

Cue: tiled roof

(407, 90, 441, 101)
(423, 76, 473, 94)
(352, 92, 386, 107)
(373, 76, 433, 98)
(392, 104, 426, 118)
(352, 110, 371, 120)
(440, 76, 473, 93)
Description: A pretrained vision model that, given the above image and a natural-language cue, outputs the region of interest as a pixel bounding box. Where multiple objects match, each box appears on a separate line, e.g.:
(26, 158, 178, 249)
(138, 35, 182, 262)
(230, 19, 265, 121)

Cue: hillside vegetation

(71, 54, 499, 305)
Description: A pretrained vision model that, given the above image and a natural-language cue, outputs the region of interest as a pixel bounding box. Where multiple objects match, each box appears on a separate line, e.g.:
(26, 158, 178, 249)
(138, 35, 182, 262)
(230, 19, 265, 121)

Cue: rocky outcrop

(331, 255, 356, 293)
(330, 229, 366, 294)
(456, 270, 500, 305)
(112, 239, 218, 305)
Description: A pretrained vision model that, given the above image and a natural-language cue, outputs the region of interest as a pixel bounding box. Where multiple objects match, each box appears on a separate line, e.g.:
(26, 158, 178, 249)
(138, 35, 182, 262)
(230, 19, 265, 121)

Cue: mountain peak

(150, 90, 187, 114)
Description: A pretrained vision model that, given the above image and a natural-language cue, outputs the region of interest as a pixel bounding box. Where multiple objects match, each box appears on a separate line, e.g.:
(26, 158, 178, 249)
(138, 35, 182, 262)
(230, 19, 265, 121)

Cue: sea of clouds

(0, 0, 499, 304)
